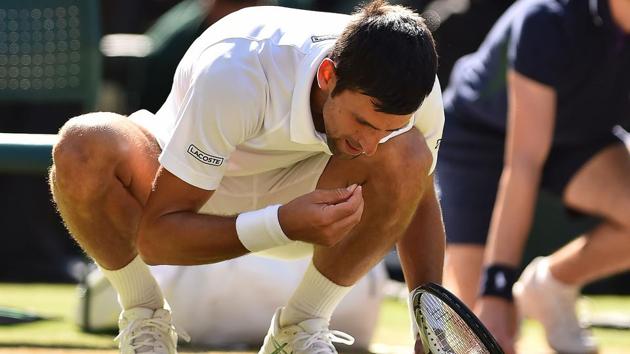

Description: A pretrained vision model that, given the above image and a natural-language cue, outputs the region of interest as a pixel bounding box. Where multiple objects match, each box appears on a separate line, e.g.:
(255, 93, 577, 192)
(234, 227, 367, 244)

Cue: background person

(436, 0, 630, 352)
(49, 1, 445, 353)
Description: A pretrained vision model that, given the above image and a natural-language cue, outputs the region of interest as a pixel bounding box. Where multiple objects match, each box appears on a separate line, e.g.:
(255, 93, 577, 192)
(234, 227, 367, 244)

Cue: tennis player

(437, 0, 630, 352)
(49, 1, 445, 353)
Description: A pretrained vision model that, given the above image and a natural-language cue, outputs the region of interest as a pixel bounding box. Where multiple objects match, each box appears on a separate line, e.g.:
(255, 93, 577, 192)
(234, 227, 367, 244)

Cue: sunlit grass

(0, 283, 629, 353)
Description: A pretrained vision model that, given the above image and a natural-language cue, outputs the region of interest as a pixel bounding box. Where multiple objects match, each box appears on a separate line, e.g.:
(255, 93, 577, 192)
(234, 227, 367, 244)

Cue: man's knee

(370, 129, 433, 203)
(51, 112, 129, 202)
(354, 129, 433, 233)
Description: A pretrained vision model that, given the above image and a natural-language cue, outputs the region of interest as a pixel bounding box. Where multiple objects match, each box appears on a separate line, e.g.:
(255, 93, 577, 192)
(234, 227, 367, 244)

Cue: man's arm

(476, 69, 556, 353)
(136, 167, 364, 265)
(397, 76, 445, 289)
(485, 70, 556, 266)
(136, 167, 244, 265)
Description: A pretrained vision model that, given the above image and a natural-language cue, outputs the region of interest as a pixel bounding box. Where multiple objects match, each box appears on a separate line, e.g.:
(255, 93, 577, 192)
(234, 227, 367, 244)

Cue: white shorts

(129, 110, 331, 260)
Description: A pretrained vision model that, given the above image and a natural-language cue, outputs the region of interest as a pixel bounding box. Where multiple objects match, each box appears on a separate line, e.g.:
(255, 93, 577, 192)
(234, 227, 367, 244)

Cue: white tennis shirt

(148, 6, 445, 191)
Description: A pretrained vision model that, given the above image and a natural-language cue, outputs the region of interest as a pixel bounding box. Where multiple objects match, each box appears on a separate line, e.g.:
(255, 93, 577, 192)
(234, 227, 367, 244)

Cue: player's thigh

(54, 112, 160, 204)
(563, 142, 630, 229)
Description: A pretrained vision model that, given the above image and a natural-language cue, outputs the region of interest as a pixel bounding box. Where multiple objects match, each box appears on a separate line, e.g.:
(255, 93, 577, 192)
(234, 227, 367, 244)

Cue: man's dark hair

(329, 0, 438, 115)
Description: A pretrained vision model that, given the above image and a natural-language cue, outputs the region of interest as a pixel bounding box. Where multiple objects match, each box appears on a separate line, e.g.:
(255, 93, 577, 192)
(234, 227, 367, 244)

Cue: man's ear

(316, 58, 337, 91)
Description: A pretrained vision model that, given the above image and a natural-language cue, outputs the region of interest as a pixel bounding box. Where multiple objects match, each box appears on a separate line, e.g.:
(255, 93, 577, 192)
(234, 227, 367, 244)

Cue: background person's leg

(514, 142, 630, 354)
(436, 151, 503, 308)
(443, 245, 484, 307)
(552, 143, 630, 285)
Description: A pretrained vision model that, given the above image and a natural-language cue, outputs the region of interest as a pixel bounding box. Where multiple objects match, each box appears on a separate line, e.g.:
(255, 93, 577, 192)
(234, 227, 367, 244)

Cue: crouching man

(50, 1, 445, 352)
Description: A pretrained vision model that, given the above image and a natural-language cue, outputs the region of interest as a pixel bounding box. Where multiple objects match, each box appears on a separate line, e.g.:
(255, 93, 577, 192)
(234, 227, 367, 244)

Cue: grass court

(0, 283, 629, 353)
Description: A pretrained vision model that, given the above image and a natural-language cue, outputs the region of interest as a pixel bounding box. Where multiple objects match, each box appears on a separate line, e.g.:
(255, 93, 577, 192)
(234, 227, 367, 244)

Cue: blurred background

(1, 0, 628, 295)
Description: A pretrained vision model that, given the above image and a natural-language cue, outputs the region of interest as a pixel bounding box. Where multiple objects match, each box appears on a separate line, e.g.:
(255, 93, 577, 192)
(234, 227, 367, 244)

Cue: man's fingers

(313, 184, 358, 204)
(321, 185, 363, 222)
(329, 193, 364, 233)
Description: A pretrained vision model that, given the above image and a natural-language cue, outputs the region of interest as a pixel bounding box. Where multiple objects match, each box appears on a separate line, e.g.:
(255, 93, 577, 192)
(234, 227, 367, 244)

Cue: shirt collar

(378, 115, 416, 144)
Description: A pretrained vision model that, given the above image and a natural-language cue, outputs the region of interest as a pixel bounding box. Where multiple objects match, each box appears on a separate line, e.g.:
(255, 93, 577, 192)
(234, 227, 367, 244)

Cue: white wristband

(235, 204, 292, 252)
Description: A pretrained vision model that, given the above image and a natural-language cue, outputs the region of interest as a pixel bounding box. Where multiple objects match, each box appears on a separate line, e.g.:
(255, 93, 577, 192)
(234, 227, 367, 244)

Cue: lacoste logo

(187, 144, 224, 166)
(311, 34, 337, 43)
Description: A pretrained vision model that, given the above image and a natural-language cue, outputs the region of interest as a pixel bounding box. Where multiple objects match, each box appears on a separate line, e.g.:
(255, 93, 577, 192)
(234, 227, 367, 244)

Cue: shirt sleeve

(414, 77, 445, 175)
(508, 4, 568, 87)
(158, 41, 267, 190)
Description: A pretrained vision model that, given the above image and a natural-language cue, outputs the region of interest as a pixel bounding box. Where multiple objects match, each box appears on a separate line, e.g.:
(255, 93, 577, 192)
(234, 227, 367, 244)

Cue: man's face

(321, 89, 412, 159)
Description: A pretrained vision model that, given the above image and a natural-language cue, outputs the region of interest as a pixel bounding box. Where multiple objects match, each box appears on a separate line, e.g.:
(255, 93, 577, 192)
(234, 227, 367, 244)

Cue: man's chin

(336, 153, 359, 160)
(333, 147, 361, 160)
(328, 139, 361, 159)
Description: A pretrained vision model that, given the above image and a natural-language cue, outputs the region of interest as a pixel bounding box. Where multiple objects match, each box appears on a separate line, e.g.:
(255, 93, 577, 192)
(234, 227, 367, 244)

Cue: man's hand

(476, 297, 518, 354)
(278, 184, 364, 247)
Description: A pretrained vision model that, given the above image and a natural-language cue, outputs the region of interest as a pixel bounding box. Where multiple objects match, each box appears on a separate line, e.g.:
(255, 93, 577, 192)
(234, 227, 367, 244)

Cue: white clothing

(137, 6, 444, 192)
(76, 257, 388, 349)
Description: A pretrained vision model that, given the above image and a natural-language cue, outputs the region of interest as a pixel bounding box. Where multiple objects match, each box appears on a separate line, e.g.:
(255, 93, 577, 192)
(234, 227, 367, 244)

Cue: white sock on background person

(100, 255, 165, 310)
(280, 261, 352, 327)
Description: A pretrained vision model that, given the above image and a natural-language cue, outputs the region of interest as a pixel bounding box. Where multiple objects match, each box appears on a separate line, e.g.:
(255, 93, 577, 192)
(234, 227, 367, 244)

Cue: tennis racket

(411, 282, 504, 354)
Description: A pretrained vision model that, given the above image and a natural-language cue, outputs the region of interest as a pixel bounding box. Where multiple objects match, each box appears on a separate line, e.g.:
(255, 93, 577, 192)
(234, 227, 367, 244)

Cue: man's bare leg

(281, 128, 435, 326)
(50, 112, 164, 310)
(314, 129, 432, 285)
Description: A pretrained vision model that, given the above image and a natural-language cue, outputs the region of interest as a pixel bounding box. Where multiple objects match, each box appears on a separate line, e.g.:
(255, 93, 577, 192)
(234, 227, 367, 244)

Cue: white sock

(280, 261, 352, 327)
(100, 255, 165, 310)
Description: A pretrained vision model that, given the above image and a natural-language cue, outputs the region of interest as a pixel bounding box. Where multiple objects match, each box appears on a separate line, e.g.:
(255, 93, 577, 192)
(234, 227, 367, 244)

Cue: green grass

(0, 284, 114, 349)
(0, 283, 629, 353)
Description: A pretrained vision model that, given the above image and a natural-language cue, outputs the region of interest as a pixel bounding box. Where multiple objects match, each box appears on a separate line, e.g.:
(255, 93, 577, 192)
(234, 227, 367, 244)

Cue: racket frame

(411, 282, 504, 354)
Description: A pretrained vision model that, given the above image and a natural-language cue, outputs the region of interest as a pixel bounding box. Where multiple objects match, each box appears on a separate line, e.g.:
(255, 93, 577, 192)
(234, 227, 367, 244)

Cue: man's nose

(359, 135, 380, 156)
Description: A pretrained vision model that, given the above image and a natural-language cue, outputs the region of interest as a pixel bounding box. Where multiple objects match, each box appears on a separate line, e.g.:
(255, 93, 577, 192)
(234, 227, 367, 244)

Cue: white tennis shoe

(514, 257, 597, 354)
(116, 307, 190, 354)
(258, 308, 354, 354)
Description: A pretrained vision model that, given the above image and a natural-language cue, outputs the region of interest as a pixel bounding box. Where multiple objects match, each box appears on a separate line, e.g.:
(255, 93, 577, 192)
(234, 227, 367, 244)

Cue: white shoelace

(115, 317, 190, 353)
(293, 329, 355, 354)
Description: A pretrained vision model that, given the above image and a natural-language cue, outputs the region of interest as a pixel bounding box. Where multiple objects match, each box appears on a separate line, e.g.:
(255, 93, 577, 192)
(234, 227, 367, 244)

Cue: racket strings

(420, 293, 488, 354)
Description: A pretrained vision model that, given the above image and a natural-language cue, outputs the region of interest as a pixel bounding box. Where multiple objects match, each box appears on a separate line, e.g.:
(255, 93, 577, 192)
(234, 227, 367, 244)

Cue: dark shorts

(436, 112, 624, 245)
